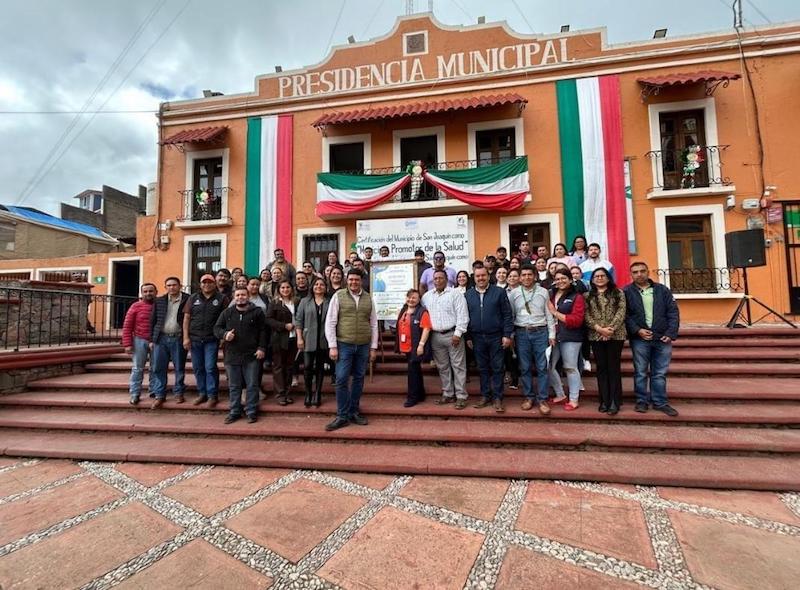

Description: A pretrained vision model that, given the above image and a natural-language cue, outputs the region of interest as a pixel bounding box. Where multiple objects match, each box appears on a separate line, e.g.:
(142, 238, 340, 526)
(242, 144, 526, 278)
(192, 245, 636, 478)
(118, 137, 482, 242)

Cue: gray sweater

(295, 296, 330, 352)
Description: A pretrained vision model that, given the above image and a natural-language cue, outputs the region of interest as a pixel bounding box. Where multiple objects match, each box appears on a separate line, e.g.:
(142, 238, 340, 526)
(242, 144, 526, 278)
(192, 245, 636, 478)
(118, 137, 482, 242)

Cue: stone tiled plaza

(1, 457, 799, 589)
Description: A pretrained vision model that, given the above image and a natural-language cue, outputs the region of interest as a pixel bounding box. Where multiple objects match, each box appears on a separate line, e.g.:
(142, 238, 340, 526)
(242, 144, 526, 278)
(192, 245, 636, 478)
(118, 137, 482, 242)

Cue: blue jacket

(465, 285, 513, 338)
(623, 280, 680, 341)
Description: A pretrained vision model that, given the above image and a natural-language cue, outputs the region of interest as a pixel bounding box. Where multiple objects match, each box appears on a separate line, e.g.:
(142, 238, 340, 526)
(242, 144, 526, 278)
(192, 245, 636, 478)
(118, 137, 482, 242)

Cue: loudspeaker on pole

(725, 229, 766, 268)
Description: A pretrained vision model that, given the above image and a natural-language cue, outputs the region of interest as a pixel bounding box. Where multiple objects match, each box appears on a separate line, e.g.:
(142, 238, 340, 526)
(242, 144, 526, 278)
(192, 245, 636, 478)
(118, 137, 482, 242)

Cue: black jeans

(304, 348, 329, 405)
(406, 356, 426, 403)
(591, 340, 624, 408)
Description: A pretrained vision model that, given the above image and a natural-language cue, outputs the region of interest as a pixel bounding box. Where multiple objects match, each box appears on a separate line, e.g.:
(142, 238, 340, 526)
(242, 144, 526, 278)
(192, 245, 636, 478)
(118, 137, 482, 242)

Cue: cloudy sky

(2, 0, 798, 215)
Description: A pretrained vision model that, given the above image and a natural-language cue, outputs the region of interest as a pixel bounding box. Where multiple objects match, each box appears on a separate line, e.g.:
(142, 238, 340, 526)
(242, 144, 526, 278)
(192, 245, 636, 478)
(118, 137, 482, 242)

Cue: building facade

(2, 14, 800, 323)
(61, 185, 145, 244)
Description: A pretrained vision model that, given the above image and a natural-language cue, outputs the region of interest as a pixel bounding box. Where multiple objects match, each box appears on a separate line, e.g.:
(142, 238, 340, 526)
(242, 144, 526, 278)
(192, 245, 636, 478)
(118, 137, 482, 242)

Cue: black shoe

(598, 404, 609, 413)
(403, 400, 417, 408)
(247, 414, 257, 423)
(351, 413, 368, 426)
(224, 414, 240, 424)
(655, 404, 678, 417)
(325, 416, 350, 431)
(129, 396, 140, 405)
(635, 402, 648, 413)
(607, 405, 619, 415)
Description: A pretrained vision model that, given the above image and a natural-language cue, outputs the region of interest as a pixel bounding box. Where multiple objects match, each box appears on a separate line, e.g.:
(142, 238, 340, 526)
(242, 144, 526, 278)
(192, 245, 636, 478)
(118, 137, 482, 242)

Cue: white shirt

(421, 287, 469, 337)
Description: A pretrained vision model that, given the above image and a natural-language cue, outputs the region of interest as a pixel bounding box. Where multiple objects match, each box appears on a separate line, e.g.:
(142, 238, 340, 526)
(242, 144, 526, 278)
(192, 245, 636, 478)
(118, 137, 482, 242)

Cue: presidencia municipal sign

(356, 215, 470, 272)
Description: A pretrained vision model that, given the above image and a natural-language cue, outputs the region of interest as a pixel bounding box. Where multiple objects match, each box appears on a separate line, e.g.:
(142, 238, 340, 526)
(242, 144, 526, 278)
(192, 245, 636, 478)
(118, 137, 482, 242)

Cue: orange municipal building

(4, 13, 800, 325)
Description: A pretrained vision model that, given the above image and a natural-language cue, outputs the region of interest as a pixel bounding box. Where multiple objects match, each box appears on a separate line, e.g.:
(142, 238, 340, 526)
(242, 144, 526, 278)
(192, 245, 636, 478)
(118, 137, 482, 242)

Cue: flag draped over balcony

(316, 172, 411, 216)
(315, 157, 529, 216)
(557, 75, 630, 281)
(423, 157, 529, 210)
(245, 114, 293, 276)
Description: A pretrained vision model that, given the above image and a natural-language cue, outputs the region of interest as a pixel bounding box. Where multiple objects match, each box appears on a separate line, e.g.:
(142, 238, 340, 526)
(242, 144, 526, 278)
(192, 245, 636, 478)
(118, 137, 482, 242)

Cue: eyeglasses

(201, 280, 214, 284)
(434, 256, 444, 261)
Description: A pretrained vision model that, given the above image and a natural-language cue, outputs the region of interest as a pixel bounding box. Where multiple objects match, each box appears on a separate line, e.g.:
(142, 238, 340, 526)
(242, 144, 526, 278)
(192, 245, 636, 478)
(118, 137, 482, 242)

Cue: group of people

(121, 240, 680, 431)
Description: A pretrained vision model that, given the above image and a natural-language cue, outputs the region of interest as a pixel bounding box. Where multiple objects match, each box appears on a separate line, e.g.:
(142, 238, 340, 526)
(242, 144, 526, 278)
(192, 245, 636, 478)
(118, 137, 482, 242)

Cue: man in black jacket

(214, 287, 268, 424)
(465, 265, 514, 413)
(149, 277, 190, 409)
(624, 261, 681, 416)
(183, 274, 229, 408)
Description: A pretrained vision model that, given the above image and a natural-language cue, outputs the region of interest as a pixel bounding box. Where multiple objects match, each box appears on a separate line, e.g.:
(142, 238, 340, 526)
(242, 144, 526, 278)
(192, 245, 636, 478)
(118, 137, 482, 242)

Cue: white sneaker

(583, 360, 592, 372)
(291, 377, 299, 387)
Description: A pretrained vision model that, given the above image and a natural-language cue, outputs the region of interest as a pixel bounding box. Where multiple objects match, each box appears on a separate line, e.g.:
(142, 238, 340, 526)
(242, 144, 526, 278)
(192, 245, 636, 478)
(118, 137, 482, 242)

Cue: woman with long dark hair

(548, 243, 576, 268)
(455, 270, 470, 293)
(295, 277, 330, 407)
(570, 235, 589, 265)
(266, 280, 299, 405)
(327, 266, 345, 296)
(584, 267, 627, 414)
(547, 268, 586, 410)
(395, 288, 432, 407)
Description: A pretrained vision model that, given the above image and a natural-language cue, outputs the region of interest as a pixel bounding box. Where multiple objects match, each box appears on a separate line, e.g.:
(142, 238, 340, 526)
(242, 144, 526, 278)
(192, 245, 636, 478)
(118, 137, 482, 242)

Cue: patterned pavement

(0, 458, 799, 589)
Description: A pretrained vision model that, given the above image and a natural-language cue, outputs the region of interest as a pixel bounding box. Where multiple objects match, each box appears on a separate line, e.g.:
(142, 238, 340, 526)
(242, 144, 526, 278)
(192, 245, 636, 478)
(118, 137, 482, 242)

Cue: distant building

(60, 185, 144, 244)
(0, 204, 122, 261)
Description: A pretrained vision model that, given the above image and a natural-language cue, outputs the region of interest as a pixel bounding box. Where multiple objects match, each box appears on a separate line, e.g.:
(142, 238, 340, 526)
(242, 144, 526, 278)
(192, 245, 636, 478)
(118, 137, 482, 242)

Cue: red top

(397, 308, 431, 353)
(121, 300, 154, 347)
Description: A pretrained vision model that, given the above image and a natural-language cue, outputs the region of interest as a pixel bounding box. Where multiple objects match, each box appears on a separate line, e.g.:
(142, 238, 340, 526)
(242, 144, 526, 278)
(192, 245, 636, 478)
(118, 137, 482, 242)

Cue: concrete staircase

(1, 327, 799, 490)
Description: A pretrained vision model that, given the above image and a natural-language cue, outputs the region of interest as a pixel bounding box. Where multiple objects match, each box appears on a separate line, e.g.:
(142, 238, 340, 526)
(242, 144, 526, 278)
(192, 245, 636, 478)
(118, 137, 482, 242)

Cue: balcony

(320, 156, 531, 220)
(655, 266, 744, 298)
(175, 187, 232, 228)
(645, 145, 734, 198)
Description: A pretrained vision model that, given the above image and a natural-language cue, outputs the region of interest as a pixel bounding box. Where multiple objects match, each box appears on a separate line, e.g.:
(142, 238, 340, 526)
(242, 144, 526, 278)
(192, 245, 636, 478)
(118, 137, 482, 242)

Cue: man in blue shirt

(465, 265, 513, 413)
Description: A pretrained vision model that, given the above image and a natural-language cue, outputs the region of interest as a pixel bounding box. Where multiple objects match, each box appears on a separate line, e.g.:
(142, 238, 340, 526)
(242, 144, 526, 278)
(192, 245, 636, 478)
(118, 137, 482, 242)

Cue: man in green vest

(323, 268, 379, 431)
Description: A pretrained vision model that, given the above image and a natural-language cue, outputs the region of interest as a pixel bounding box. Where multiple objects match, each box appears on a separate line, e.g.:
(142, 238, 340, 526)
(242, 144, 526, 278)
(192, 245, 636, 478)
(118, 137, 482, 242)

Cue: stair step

(93, 346, 800, 370)
(1, 429, 797, 490)
(83, 360, 800, 378)
(1, 407, 798, 453)
(22, 372, 800, 398)
(4, 391, 800, 425)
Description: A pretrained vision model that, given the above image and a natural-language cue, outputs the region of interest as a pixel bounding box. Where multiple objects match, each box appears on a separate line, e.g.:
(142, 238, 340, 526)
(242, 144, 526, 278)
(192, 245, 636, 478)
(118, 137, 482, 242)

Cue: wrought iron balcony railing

(178, 187, 228, 221)
(655, 267, 743, 295)
(645, 145, 730, 191)
(333, 156, 527, 203)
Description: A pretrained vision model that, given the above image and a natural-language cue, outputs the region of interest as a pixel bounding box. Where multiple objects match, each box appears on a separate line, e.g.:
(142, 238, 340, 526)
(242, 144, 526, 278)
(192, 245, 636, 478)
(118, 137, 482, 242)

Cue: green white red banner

(316, 157, 529, 216)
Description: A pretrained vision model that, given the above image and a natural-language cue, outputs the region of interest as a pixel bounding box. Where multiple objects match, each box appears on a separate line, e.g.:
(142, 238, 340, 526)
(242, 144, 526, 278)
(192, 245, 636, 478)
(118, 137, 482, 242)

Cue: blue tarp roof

(0, 205, 115, 240)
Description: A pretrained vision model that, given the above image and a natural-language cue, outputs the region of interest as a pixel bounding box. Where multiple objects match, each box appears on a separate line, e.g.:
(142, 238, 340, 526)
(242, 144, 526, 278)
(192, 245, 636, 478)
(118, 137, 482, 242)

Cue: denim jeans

(149, 334, 187, 399)
(225, 359, 261, 418)
(515, 328, 549, 401)
(191, 340, 220, 399)
(335, 342, 370, 419)
(630, 338, 673, 407)
(472, 333, 505, 401)
(549, 341, 583, 403)
(129, 336, 150, 399)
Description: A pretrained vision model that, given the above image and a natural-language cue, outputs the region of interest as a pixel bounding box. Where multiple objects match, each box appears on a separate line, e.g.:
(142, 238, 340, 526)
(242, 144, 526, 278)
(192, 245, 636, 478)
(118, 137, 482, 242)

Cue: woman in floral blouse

(584, 267, 627, 415)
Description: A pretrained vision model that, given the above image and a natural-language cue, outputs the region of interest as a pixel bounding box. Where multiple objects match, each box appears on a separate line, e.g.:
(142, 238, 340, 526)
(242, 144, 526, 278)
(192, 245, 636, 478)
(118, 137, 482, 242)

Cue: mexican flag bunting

(316, 172, 410, 216)
(316, 157, 529, 215)
(557, 75, 630, 281)
(423, 156, 529, 210)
